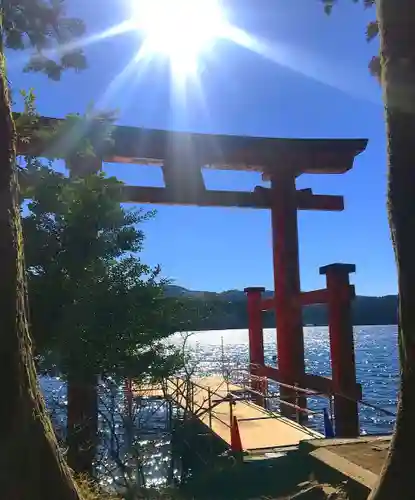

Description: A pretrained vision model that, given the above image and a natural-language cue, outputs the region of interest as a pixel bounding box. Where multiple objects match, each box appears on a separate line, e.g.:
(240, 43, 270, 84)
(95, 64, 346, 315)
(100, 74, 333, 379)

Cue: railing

(231, 368, 397, 435)
(166, 377, 232, 430)
(164, 373, 324, 442)
(231, 369, 327, 427)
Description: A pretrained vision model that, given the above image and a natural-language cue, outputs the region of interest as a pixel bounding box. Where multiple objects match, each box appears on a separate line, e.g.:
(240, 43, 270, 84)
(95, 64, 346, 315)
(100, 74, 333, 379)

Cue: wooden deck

(133, 376, 322, 452)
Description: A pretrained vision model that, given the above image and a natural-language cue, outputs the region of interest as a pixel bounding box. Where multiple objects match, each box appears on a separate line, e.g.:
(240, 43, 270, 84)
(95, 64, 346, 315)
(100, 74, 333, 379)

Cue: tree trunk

(0, 48, 84, 499)
(369, 1, 415, 499)
(67, 375, 98, 476)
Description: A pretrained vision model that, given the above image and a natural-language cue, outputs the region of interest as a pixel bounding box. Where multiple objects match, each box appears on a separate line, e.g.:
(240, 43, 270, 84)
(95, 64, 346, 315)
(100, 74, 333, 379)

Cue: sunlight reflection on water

(41, 326, 399, 487)
(172, 325, 399, 434)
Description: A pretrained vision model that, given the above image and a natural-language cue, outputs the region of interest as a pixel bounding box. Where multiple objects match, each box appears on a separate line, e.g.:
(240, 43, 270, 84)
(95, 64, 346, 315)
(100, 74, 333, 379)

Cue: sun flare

(131, 0, 228, 73)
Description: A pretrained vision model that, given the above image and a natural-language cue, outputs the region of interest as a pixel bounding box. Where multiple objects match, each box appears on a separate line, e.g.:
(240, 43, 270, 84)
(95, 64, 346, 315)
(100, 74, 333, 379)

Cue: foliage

(22, 162, 183, 381)
(16, 93, 118, 174)
(322, 0, 380, 78)
(1, 0, 87, 80)
(322, 0, 375, 15)
(49, 107, 118, 173)
(18, 99, 209, 480)
(77, 475, 120, 500)
(15, 94, 183, 384)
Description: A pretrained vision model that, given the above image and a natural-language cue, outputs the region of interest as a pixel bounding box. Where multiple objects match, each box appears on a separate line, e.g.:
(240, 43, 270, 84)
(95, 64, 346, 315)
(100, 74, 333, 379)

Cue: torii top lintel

(16, 115, 368, 210)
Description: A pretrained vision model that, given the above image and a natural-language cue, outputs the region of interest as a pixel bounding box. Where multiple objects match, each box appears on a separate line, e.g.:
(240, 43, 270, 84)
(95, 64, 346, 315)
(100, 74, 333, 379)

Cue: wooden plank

(131, 376, 323, 450)
(167, 376, 322, 451)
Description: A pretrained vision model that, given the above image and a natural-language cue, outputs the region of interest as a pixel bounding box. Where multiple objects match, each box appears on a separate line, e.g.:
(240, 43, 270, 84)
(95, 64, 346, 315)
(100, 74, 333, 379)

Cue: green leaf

(3, 0, 87, 79)
(18, 99, 188, 381)
(322, 0, 335, 15)
(369, 55, 381, 80)
(366, 20, 379, 42)
(321, 0, 379, 79)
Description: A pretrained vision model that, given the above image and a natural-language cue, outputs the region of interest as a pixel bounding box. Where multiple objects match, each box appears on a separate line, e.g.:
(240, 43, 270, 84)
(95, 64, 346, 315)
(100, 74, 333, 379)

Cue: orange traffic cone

(230, 416, 243, 453)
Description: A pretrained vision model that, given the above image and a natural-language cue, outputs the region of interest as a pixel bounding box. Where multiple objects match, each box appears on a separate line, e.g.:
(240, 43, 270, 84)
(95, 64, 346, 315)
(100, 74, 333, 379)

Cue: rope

(233, 368, 397, 419)
(357, 399, 396, 417)
(327, 385, 397, 417)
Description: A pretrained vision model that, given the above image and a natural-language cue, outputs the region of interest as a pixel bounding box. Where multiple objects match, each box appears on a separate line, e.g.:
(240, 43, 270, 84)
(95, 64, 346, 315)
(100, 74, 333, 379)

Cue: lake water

(175, 325, 399, 435)
(40, 325, 399, 487)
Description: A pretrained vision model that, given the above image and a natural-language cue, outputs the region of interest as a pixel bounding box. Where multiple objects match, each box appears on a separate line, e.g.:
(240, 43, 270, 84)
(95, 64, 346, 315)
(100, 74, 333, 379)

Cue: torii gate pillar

(270, 171, 305, 416)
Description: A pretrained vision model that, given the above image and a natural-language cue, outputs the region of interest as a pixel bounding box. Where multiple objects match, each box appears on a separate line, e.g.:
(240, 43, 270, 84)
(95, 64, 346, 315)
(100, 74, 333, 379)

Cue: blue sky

(8, 0, 395, 296)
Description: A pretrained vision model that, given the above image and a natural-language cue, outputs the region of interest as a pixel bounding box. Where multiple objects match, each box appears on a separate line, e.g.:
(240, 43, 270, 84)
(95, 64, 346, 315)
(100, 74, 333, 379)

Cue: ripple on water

(183, 325, 399, 435)
(40, 325, 399, 486)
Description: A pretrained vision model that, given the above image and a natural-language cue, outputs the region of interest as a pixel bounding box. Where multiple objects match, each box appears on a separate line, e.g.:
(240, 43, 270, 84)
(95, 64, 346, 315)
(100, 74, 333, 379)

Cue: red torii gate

(18, 115, 367, 437)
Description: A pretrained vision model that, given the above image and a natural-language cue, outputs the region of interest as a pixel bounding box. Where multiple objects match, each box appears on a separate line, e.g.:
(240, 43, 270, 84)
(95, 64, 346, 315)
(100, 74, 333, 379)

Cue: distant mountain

(166, 286, 398, 328)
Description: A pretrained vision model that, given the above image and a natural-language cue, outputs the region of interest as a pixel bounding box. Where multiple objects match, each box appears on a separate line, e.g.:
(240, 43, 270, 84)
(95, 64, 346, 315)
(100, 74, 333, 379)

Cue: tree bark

(369, 1, 415, 499)
(0, 47, 84, 499)
(67, 375, 98, 476)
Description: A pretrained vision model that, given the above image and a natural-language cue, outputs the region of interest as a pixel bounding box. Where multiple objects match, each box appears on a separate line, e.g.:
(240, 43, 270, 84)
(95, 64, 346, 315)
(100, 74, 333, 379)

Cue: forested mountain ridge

(166, 286, 398, 328)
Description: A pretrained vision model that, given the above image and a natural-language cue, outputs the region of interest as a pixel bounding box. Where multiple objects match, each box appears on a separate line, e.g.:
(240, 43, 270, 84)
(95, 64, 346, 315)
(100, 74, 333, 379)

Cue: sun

(131, 0, 228, 73)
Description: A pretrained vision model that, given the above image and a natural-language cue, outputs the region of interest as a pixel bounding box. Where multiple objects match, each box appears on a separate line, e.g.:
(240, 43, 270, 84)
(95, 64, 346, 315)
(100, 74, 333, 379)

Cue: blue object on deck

(323, 408, 335, 438)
